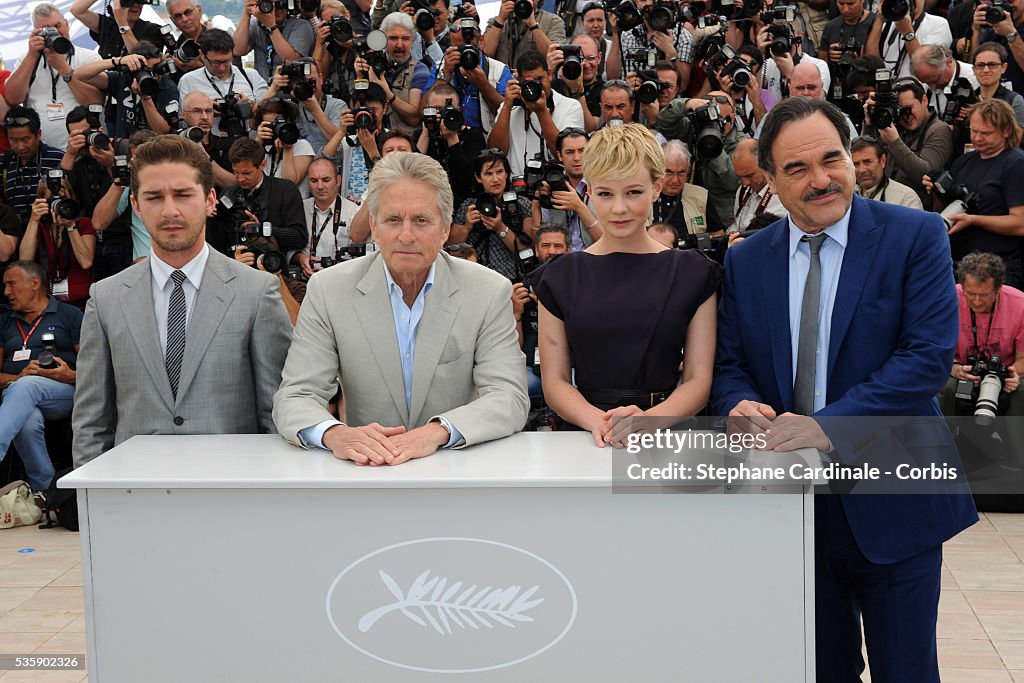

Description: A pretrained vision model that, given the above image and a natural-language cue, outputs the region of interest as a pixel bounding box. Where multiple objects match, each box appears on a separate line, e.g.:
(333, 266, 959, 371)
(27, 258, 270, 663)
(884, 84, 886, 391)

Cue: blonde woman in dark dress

(534, 124, 721, 447)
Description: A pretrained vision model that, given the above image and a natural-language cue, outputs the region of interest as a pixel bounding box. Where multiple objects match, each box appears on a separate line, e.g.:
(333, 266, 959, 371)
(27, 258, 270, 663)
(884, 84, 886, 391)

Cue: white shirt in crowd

(879, 14, 953, 79)
(177, 66, 269, 136)
(21, 46, 101, 149)
(498, 91, 585, 176)
(302, 194, 360, 258)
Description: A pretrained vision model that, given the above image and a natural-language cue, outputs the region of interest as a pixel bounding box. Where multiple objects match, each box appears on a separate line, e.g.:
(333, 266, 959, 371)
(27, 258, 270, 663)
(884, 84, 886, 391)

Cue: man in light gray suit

(72, 136, 292, 467)
(273, 152, 529, 466)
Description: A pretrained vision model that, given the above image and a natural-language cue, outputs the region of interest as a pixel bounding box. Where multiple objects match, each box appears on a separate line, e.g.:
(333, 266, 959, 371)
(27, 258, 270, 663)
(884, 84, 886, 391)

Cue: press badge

(12, 349, 30, 362)
(46, 103, 65, 121)
(52, 279, 69, 300)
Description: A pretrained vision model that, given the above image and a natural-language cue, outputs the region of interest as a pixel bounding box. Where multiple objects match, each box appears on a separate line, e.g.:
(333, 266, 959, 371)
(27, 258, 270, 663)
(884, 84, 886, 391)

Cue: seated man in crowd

(299, 157, 361, 277)
(274, 152, 528, 465)
(655, 140, 724, 238)
(0, 261, 82, 496)
(850, 136, 923, 209)
(943, 252, 1024, 416)
(729, 138, 786, 233)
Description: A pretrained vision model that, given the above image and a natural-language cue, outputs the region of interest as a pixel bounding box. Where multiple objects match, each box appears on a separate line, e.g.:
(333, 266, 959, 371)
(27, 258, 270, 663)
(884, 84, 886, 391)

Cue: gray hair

(958, 252, 1006, 289)
(380, 11, 414, 35)
(662, 139, 691, 166)
(913, 43, 951, 71)
(364, 152, 453, 226)
(6, 260, 49, 292)
(32, 3, 62, 24)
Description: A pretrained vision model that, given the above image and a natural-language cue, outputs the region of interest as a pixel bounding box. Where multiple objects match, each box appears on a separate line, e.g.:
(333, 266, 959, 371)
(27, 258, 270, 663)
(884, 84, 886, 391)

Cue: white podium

(60, 433, 817, 682)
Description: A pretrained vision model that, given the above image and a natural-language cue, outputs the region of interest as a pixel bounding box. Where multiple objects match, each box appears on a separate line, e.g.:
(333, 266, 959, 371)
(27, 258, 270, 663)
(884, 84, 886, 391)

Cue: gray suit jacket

(72, 249, 293, 467)
(273, 251, 529, 447)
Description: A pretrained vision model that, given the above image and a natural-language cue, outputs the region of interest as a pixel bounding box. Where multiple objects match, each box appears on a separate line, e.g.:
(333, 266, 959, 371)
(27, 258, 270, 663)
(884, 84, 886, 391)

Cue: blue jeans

(0, 376, 75, 491)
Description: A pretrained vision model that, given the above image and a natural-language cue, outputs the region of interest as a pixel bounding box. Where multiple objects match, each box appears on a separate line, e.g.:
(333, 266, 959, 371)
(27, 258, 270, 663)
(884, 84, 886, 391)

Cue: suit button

(174, 417, 184, 426)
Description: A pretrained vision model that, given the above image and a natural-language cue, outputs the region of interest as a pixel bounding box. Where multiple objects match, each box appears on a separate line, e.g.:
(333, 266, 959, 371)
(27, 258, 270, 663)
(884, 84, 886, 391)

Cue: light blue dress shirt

(787, 208, 849, 414)
(299, 259, 463, 449)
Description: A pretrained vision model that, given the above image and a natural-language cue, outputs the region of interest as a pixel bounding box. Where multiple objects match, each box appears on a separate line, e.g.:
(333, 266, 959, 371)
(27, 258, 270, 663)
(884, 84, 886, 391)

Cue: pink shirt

(955, 284, 1024, 367)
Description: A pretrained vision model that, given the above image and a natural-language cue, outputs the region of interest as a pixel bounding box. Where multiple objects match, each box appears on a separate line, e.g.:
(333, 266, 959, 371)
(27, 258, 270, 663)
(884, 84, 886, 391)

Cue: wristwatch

(1008, 31, 1020, 42)
(902, 31, 917, 42)
(498, 228, 509, 238)
(118, 24, 130, 34)
(65, 224, 77, 232)
(61, 69, 74, 83)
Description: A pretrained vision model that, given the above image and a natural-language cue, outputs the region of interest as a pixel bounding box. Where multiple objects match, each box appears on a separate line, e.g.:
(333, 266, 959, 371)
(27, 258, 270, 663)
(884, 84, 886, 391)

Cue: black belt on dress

(578, 388, 672, 410)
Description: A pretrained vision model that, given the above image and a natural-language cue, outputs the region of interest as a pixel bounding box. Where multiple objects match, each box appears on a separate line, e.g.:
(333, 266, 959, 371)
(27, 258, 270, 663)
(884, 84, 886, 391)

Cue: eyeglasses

(205, 56, 233, 66)
(185, 108, 215, 115)
(664, 169, 689, 177)
(707, 95, 732, 105)
(974, 61, 1004, 71)
(171, 7, 196, 19)
(582, 55, 601, 63)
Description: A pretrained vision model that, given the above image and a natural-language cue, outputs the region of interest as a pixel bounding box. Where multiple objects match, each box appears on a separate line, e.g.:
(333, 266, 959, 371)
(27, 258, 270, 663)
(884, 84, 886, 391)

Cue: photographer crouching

(942, 252, 1024, 420)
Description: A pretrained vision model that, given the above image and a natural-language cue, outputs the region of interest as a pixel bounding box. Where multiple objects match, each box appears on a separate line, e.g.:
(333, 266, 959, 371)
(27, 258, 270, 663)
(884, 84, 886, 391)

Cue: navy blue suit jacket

(711, 194, 977, 564)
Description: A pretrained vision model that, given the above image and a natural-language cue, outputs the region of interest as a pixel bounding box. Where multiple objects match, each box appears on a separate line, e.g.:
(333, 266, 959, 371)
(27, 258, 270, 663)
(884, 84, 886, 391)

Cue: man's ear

(765, 172, 776, 196)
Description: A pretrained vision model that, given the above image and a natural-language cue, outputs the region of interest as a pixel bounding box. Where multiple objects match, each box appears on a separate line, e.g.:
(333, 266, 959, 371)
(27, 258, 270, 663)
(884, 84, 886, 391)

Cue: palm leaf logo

(358, 569, 545, 635)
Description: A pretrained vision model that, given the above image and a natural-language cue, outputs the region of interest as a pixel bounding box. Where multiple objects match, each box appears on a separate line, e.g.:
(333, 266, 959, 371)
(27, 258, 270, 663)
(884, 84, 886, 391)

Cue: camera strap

(970, 305, 997, 359)
(883, 13, 924, 75)
(15, 316, 44, 351)
(310, 196, 344, 254)
(204, 69, 237, 99)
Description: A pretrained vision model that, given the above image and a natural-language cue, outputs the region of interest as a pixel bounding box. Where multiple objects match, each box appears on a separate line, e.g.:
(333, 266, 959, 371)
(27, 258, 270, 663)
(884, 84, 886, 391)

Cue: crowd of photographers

(1, 0, 1024, 490)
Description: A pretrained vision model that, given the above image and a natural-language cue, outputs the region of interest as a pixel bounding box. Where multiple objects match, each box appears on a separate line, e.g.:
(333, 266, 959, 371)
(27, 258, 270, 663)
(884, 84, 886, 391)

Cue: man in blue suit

(711, 97, 978, 682)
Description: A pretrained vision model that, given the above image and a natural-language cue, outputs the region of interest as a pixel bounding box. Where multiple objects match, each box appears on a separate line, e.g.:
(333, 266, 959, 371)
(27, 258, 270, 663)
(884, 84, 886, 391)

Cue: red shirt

(39, 217, 96, 306)
(955, 283, 1024, 367)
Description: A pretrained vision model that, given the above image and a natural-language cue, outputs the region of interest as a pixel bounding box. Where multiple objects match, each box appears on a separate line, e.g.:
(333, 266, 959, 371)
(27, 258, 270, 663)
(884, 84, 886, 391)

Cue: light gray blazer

(72, 249, 293, 467)
(273, 251, 529, 447)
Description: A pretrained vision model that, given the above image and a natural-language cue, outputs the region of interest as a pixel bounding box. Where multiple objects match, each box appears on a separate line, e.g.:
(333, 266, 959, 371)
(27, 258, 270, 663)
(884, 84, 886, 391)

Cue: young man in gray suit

(72, 136, 293, 467)
(273, 152, 529, 466)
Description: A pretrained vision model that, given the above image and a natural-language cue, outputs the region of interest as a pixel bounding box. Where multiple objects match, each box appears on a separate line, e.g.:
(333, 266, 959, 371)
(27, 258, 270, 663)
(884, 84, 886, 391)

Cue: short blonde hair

(584, 123, 665, 184)
(364, 151, 454, 224)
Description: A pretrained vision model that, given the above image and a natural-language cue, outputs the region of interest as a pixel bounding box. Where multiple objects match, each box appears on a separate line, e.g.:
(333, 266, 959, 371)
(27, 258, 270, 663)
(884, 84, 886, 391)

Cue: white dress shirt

(150, 244, 210, 356)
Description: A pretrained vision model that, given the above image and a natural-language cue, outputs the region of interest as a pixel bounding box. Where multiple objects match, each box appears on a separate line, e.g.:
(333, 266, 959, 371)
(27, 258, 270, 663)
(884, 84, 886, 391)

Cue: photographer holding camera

(354, 13, 431, 128)
(249, 97, 315, 196)
(415, 83, 486, 207)
(862, 75, 954, 206)
(220, 137, 308, 255)
(0, 261, 82, 497)
(817, 0, 874, 81)
(259, 59, 346, 151)
(851, 135, 925, 209)
(973, 41, 1024, 124)
(482, 0, 565, 68)
(605, 0, 694, 92)
(548, 36, 603, 132)
(322, 81, 391, 202)
(654, 91, 747, 225)
(313, 2, 359, 104)
(970, 0, 1024, 93)
(234, 0, 316, 82)
(943, 252, 1024, 417)
(300, 157, 361, 277)
(174, 92, 238, 188)
(166, 0, 207, 74)
(60, 106, 117, 219)
(540, 127, 601, 249)
(488, 51, 584, 175)
(21, 174, 95, 308)
(73, 41, 179, 139)
(4, 4, 103, 150)
(451, 147, 540, 281)
(70, 0, 166, 60)
(433, 17, 513, 133)
(911, 43, 980, 120)
(757, 14, 832, 105)
(92, 128, 160, 262)
(864, 0, 952, 78)
(923, 99, 1024, 287)
(708, 46, 767, 137)
(0, 108, 65, 226)
(178, 29, 269, 137)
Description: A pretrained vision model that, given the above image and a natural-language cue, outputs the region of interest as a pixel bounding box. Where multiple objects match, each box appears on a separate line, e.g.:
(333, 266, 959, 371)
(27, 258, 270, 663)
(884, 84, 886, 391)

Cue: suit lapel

(353, 253, 410, 424)
(762, 224, 794, 410)
(828, 195, 881, 388)
(119, 263, 175, 411)
(174, 251, 235, 404)
(409, 255, 459, 426)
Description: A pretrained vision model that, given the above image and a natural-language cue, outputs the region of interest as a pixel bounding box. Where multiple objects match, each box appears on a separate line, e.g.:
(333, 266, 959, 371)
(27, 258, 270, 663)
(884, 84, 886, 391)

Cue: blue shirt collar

(787, 204, 851, 258)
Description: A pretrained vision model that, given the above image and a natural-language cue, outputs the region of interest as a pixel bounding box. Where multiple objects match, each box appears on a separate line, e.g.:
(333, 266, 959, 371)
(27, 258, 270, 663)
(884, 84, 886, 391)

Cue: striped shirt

(0, 144, 64, 225)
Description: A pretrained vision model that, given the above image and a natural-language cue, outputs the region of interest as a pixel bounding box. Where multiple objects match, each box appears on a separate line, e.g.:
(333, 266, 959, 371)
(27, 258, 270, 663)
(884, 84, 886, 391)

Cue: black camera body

(411, 0, 441, 30)
(626, 47, 659, 70)
(941, 77, 979, 126)
(39, 26, 72, 54)
(721, 54, 753, 91)
(83, 128, 110, 150)
(766, 23, 794, 57)
(869, 70, 901, 129)
(613, 0, 645, 31)
(514, 0, 535, 19)
(687, 101, 725, 158)
(113, 155, 131, 186)
(956, 352, 1010, 424)
(986, 0, 1014, 23)
(354, 31, 389, 76)
(44, 170, 80, 222)
(836, 38, 862, 76)
(37, 333, 59, 370)
(327, 16, 354, 44)
(932, 170, 980, 228)
(160, 24, 201, 61)
(646, 1, 676, 31)
(423, 98, 464, 133)
(459, 45, 480, 71)
(636, 68, 669, 104)
(558, 44, 583, 80)
(219, 189, 260, 228)
(215, 92, 254, 138)
(881, 0, 909, 21)
(269, 116, 300, 145)
(518, 77, 544, 106)
(235, 221, 287, 274)
(760, 4, 796, 23)
(281, 61, 316, 100)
